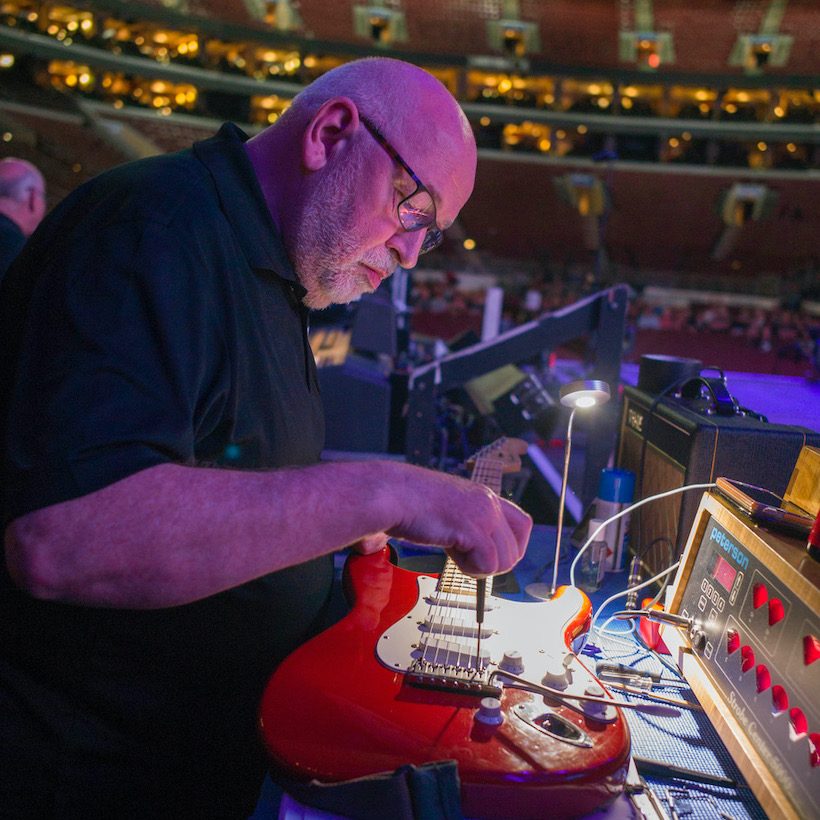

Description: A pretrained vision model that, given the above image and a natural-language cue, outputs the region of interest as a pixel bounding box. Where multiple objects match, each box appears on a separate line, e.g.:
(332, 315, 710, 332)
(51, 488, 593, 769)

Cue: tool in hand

(475, 577, 486, 672)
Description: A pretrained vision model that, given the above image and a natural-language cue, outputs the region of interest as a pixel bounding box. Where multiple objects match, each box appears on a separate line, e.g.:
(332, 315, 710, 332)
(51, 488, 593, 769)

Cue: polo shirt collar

(193, 123, 304, 295)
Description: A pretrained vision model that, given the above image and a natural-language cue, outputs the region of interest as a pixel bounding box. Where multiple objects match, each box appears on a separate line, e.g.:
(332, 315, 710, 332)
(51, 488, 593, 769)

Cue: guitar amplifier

(616, 385, 820, 575)
(661, 492, 819, 820)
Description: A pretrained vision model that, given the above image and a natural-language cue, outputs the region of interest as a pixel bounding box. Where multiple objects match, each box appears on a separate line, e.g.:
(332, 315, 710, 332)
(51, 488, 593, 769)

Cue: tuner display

(710, 554, 737, 594)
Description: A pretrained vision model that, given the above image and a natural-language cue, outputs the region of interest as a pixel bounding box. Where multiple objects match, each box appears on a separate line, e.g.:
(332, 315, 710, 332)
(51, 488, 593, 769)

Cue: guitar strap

(278, 759, 464, 820)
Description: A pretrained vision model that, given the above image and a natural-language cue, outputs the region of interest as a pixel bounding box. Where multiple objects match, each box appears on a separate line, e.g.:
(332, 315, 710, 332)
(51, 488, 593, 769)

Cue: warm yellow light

(538, 138, 551, 151)
(621, 97, 633, 109)
(695, 90, 709, 101)
(113, 99, 124, 109)
(80, 19, 92, 32)
(622, 86, 638, 97)
(463, 238, 476, 250)
(154, 32, 168, 44)
(786, 142, 796, 152)
(597, 98, 610, 108)
(479, 116, 491, 126)
(2, 132, 12, 142)
(498, 78, 512, 94)
(556, 129, 566, 139)
(736, 92, 749, 103)
(774, 106, 785, 117)
(543, 94, 554, 104)
(72, 162, 82, 173)
(669, 138, 679, 148)
(724, 103, 737, 113)
(682, 131, 692, 141)
(0, 54, 14, 69)
(577, 124, 588, 134)
(757, 141, 767, 151)
(699, 102, 710, 113)
(304, 55, 317, 68)
(78, 72, 91, 86)
(588, 84, 601, 95)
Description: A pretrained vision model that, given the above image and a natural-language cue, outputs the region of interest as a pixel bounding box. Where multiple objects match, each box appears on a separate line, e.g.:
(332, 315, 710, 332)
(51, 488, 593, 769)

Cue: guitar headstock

(467, 437, 528, 475)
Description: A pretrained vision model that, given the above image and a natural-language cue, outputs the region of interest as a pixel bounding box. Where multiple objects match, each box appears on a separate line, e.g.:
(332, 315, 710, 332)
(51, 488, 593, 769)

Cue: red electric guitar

(259, 439, 631, 819)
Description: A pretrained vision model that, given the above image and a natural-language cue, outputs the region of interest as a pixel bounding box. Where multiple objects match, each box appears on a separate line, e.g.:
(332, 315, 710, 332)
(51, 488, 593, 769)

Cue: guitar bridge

(405, 660, 502, 698)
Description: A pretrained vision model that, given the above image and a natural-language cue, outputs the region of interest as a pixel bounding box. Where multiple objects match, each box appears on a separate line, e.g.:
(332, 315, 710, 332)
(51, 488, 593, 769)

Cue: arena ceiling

(2, 1, 818, 285)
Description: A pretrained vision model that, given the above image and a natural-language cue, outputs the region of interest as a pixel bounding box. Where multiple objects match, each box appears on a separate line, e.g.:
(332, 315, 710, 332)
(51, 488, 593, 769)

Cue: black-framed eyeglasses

(360, 116, 443, 254)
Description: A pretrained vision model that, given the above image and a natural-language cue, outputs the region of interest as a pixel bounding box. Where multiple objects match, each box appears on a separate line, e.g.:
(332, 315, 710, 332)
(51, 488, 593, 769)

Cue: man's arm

(5, 460, 532, 609)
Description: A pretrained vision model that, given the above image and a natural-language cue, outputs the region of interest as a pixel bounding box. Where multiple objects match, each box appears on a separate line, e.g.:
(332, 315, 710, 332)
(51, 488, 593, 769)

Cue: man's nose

(387, 228, 426, 269)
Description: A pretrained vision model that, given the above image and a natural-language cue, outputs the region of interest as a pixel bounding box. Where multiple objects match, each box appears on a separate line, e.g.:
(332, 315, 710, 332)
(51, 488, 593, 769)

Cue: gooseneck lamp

(526, 379, 611, 600)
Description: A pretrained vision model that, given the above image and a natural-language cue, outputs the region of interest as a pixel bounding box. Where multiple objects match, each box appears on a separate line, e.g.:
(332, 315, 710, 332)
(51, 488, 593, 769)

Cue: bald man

(0, 157, 46, 281)
(0, 58, 531, 817)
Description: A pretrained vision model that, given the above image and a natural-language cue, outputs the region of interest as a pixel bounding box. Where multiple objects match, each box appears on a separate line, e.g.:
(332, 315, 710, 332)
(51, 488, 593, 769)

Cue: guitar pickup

(419, 637, 491, 668)
(424, 594, 496, 612)
(421, 618, 494, 640)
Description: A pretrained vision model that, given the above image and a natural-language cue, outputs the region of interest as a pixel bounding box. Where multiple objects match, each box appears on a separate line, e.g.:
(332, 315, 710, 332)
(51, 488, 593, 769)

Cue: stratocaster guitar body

(259, 550, 631, 819)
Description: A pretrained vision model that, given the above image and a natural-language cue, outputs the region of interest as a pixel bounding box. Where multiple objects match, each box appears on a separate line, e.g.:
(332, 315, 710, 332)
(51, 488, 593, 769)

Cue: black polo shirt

(0, 124, 331, 816)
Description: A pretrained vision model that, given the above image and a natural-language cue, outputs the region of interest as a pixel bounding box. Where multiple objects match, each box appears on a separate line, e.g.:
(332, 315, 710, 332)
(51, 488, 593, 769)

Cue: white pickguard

(376, 574, 607, 711)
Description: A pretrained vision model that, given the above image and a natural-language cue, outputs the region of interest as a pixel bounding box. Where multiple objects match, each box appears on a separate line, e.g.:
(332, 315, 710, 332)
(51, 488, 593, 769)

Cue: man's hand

(382, 465, 532, 578)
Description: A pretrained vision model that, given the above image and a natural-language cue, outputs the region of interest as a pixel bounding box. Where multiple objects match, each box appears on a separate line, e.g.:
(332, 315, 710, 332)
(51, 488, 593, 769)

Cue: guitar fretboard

(436, 444, 506, 598)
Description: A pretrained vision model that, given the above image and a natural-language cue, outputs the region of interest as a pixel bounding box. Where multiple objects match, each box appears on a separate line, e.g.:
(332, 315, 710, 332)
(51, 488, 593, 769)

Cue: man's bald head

(283, 57, 473, 150)
(0, 157, 47, 236)
(245, 57, 477, 309)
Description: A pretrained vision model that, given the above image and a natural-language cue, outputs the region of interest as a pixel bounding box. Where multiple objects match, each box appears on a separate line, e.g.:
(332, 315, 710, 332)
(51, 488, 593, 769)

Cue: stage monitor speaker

(616, 385, 820, 576)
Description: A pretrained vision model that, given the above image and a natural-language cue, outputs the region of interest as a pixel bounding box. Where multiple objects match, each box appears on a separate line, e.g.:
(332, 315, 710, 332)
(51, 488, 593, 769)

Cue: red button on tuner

(768, 598, 785, 627)
(805, 635, 820, 666)
(755, 664, 771, 693)
(753, 583, 768, 609)
(727, 629, 740, 654)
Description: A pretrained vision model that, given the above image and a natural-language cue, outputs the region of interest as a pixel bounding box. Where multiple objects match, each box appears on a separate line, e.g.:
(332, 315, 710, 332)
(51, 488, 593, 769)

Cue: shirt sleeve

(4, 213, 227, 521)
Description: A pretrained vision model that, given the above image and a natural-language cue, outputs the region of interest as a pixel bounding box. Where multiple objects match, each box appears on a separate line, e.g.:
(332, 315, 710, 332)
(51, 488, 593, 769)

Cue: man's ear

(302, 97, 360, 171)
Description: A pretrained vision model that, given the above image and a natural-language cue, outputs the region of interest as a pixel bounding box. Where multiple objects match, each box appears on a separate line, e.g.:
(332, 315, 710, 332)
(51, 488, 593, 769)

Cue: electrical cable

(569, 482, 715, 587)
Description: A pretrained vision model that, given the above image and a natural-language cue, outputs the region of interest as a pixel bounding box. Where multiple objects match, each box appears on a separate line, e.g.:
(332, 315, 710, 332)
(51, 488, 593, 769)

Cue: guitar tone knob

(542, 659, 571, 690)
(475, 697, 504, 726)
(500, 650, 524, 675)
(582, 684, 607, 719)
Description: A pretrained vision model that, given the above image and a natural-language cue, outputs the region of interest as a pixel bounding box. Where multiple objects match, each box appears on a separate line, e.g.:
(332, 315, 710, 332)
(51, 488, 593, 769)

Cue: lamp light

(525, 379, 610, 600)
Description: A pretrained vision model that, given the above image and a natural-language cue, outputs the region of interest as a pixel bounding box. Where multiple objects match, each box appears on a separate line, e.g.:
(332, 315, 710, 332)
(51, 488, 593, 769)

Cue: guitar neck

(437, 451, 505, 598)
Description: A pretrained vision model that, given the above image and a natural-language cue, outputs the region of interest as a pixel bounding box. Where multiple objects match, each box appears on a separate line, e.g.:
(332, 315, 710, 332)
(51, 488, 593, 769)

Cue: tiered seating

(0, 106, 131, 205)
(95, 109, 219, 153)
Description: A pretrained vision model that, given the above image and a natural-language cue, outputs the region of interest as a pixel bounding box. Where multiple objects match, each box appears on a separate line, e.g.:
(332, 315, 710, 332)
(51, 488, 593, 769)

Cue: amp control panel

(663, 491, 819, 820)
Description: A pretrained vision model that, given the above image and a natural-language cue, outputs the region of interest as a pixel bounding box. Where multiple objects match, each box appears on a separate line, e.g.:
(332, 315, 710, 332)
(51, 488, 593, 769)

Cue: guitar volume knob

(542, 659, 571, 690)
(500, 650, 524, 675)
(475, 696, 504, 726)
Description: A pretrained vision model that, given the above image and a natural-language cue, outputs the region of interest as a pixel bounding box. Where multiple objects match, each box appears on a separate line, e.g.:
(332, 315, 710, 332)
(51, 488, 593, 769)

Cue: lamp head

(559, 379, 610, 409)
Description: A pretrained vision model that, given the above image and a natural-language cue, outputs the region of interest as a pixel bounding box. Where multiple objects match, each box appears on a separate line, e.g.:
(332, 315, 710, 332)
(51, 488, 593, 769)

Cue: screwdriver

(475, 577, 486, 673)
